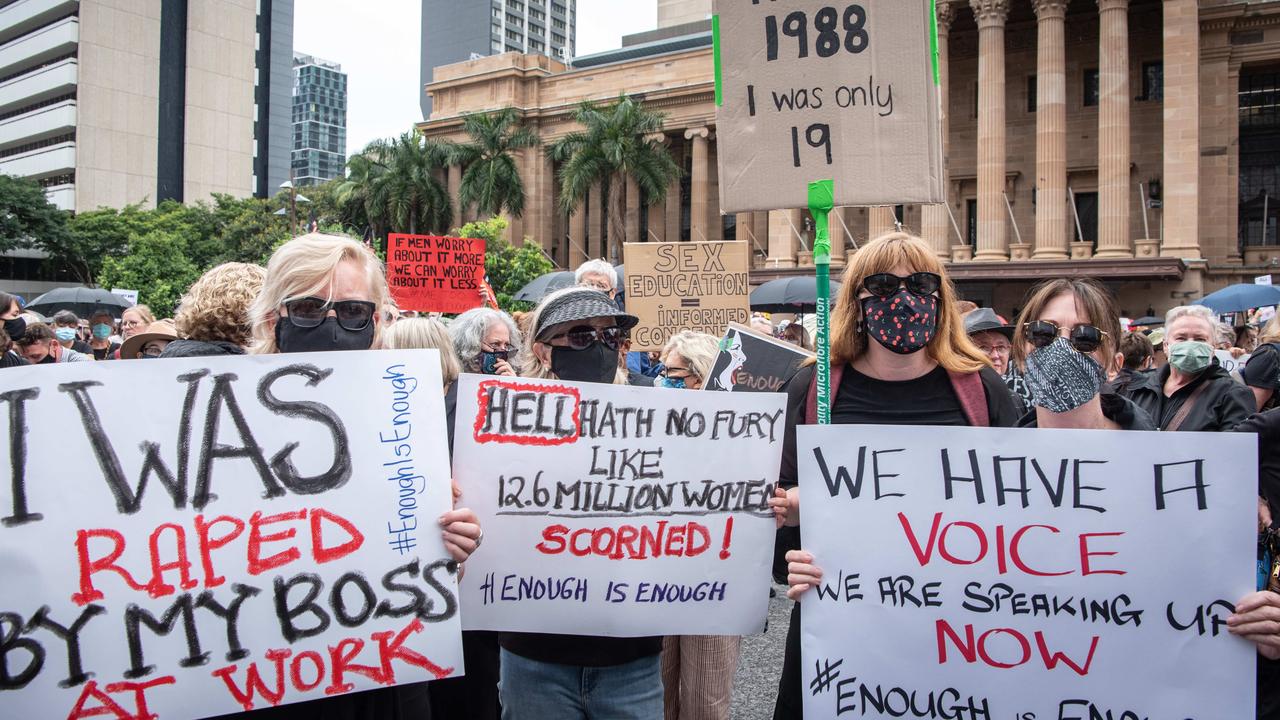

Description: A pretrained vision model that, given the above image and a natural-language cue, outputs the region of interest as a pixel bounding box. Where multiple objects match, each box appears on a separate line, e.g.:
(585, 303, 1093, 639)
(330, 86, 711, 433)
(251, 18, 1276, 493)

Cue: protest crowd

(0, 226, 1277, 720)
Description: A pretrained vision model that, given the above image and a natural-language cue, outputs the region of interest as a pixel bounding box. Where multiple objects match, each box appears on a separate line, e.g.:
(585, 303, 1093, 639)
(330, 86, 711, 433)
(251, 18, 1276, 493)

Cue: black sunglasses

(283, 297, 377, 331)
(862, 272, 942, 298)
(550, 325, 624, 351)
(1024, 319, 1108, 354)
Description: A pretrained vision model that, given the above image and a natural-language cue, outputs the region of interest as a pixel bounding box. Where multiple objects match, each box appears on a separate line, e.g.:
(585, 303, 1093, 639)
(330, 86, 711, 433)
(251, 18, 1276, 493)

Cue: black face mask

(4, 317, 26, 342)
(38, 353, 55, 365)
(479, 350, 509, 375)
(551, 343, 618, 384)
(275, 317, 374, 354)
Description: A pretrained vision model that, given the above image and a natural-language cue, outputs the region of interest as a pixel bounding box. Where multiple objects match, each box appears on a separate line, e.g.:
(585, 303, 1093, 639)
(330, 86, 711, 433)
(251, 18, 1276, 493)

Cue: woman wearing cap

(119, 320, 178, 359)
(767, 232, 1021, 719)
(503, 286, 661, 719)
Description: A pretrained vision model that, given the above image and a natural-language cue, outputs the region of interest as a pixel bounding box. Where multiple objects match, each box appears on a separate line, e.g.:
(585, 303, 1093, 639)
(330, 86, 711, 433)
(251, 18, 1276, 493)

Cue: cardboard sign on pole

(0, 351, 464, 719)
(387, 234, 486, 313)
(713, 0, 945, 212)
(798, 424, 1256, 719)
(623, 240, 751, 351)
(453, 374, 785, 636)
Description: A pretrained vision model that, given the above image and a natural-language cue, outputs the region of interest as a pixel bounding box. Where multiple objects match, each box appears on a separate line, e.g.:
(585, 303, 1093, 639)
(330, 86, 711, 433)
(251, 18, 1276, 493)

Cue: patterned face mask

(860, 289, 938, 355)
(1024, 336, 1104, 414)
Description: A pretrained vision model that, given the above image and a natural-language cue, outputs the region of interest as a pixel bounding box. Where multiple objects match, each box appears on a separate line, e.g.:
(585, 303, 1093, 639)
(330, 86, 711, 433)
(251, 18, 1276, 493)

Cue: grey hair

(1165, 304, 1217, 333)
(52, 310, 79, 326)
(574, 259, 616, 290)
(449, 307, 522, 373)
(1213, 321, 1235, 347)
(661, 331, 720, 380)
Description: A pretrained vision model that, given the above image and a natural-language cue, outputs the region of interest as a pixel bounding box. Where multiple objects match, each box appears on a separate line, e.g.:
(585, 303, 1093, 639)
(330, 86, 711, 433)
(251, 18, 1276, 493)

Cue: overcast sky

(293, 0, 658, 157)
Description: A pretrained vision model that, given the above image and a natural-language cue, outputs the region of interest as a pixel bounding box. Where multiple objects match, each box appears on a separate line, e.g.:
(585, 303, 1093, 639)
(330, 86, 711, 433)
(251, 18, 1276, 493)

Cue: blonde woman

(657, 330, 740, 720)
(383, 317, 461, 391)
(767, 232, 1021, 718)
(244, 233, 482, 720)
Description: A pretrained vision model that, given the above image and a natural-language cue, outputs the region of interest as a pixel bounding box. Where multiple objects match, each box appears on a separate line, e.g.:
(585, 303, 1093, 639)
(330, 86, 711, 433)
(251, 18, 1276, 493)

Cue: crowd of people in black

(2, 230, 1278, 719)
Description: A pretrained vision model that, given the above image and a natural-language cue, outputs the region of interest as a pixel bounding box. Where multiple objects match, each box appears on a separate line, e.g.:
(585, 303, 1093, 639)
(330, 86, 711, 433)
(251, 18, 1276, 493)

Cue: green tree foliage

(337, 131, 452, 237)
(547, 95, 681, 248)
(457, 216, 554, 312)
(449, 108, 540, 219)
(0, 174, 69, 255)
(97, 231, 202, 317)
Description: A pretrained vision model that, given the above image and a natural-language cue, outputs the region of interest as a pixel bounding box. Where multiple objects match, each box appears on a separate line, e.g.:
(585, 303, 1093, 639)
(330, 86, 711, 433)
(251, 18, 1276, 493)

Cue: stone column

(624, 176, 640, 253)
(735, 212, 754, 245)
(1031, 0, 1069, 259)
(921, 1, 955, 258)
(752, 212, 770, 266)
(767, 210, 801, 267)
(971, 0, 1009, 261)
(644, 132, 668, 242)
(666, 137, 683, 241)
(569, 203, 587, 268)
(1161, 0, 1201, 259)
(447, 163, 463, 228)
(686, 127, 711, 242)
(869, 207, 897, 238)
(537, 151, 556, 253)
(587, 182, 604, 259)
(1096, 0, 1132, 258)
(829, 207, 848, 264)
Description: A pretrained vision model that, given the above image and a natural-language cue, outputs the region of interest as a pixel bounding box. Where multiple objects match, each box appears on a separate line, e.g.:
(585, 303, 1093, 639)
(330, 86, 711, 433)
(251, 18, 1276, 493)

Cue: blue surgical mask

(92, 323, 112, 340)
(657, 376, 687, 390)
(54, 327, 77, 343)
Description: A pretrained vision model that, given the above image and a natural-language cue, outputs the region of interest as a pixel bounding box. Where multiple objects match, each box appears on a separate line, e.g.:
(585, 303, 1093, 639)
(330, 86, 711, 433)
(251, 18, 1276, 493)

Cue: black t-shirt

(92, 343, 119, 361)
(1244, 344, 1280, 411)
(71, 340, 92, 355)
(833, 364, 968, 427)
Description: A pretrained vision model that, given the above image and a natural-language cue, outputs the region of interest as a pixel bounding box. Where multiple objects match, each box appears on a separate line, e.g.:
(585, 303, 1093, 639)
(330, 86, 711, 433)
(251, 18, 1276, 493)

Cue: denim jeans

(499, 648, 663, 720)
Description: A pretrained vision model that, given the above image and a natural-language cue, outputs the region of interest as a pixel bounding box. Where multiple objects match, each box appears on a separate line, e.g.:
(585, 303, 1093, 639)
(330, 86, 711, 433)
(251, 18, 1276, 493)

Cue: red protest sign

(387, 234, 487, 313)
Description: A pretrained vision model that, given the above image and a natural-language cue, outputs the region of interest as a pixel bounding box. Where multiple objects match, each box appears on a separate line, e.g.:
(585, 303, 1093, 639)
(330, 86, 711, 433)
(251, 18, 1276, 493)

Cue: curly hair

(176, 262, 267, 347)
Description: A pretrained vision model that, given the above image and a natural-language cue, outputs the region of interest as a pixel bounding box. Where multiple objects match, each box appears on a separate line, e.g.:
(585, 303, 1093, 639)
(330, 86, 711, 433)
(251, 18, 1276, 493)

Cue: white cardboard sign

(453, 374, 785, 636)
(798, 424, 1256, 720)
(1216, 349, 1251, 374)
(0, 351, 463, 719)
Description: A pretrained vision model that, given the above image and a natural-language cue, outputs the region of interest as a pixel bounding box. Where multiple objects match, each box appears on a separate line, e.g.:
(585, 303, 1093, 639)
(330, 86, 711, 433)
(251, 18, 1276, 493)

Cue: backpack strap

(948, 370, 990, 427)
(1165, 378, 1211, 432)
(805, 364, 844, 425)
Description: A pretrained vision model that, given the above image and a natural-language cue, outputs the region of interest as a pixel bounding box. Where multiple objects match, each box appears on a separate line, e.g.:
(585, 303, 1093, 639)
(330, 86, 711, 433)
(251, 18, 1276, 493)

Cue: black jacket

(1119, 361, 1255, 432)
(159, 339, 247, 358)
(1237, 409, 1280, 515)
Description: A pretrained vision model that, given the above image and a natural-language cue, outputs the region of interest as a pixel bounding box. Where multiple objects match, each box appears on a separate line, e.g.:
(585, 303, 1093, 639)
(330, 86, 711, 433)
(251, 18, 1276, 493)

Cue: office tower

(291, 53, 346, 187)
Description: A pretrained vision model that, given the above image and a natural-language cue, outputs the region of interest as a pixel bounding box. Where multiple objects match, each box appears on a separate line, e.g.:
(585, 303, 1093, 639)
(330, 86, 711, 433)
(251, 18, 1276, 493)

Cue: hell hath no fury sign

(386, 234, 486, 313)
(453, 374, 784, 636)
(0, 351, 463, 720)
(713, 0, 945, 212)
(798, 425, 1256, 720)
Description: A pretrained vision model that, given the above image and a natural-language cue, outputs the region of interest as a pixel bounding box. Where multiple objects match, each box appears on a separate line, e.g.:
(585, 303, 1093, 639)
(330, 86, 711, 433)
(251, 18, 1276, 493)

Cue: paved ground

(729, 584, 791, 720)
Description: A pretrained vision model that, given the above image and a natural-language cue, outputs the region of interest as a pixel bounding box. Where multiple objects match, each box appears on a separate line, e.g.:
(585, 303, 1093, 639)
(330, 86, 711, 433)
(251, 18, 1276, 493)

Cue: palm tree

(449, 108, 541, 219)
(336, 131, 453, 237)
(547, 95, 682, 249)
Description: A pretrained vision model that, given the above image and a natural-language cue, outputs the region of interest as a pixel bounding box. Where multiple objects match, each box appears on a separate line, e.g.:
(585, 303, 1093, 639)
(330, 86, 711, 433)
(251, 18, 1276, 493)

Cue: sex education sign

(797, 425, 1256, 719)
(623, 240, 751, 352)
(386, 234, 486, 313)
(0, 351, 463, 719)
(713, 0, 945, 212)
(453, 374, 785, 636)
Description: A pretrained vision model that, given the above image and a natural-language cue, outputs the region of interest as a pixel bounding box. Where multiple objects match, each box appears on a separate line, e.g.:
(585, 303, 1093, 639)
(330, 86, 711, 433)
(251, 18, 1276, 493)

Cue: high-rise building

(0, 0, 292, 214)
(291, 53, 346, 187)
(419, 0, 574, 119)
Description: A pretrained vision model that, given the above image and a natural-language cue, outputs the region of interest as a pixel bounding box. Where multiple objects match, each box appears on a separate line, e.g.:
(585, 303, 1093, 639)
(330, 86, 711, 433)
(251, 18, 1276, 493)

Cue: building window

(1027, 75, 1036, 113)
(1142, 61, 1163, 102)
(1083, 69, 1100, 107)
(966, 199, 978, 246)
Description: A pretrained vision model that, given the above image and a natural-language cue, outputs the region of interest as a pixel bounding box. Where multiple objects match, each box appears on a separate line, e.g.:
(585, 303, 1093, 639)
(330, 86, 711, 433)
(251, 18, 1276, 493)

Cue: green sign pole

(808, 180, 834, 425)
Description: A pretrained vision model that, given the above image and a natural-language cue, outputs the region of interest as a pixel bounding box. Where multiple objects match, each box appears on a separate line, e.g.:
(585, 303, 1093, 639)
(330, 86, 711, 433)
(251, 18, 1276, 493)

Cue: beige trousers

(660, 634, 742, 720)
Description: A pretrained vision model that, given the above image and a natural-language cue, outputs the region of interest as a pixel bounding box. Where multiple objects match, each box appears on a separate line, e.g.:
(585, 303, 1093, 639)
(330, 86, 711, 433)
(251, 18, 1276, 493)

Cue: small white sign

(1257, 274, 1274, 286)
(110, 288, 139, 305)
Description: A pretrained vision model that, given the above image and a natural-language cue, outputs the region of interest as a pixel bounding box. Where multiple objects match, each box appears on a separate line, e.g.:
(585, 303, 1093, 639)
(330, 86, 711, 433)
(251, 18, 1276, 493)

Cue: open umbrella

(1130, 316, 1164, 328)
(750, 276, 845, 313)
(1192, 283, 1280, 314)
(25, 287, 133, 319)
(512, 271, 576, 303)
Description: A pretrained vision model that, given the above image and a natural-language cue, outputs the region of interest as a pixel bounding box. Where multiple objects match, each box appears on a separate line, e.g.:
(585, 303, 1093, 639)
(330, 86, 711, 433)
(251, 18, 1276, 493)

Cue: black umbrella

(1130, 316, 1163, 328)
(749, 276, 845, 313)
(26, 287, 134, 319)
(512, 271, 576, 303)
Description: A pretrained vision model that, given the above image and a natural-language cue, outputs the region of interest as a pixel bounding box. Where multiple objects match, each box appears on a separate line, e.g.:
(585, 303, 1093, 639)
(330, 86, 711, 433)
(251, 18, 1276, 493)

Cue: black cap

(964, 307, 1014, 340)
(534, 288, 639, 342)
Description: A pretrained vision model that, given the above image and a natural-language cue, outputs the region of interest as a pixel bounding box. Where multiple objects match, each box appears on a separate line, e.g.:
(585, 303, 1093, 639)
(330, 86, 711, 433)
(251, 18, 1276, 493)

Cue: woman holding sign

(504, 286, 665, 720)
(234, 233, 484, 720)
(767, 232, 1021, 719)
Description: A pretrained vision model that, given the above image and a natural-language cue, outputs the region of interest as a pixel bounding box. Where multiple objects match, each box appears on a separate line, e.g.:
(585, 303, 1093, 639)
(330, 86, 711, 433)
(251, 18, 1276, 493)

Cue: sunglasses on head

(550, 325, 624, 351)
(1024, 319, 1108, 354)
(283, 297, 377, 331)
(862, 272, 942, 298)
